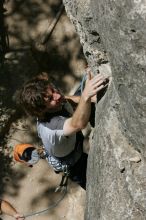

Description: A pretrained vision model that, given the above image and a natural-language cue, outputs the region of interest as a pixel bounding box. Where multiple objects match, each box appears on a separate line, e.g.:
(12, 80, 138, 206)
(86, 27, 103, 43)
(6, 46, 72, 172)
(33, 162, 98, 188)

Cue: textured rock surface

(63, 0, 146, 219)
(1, 1, 86, 219)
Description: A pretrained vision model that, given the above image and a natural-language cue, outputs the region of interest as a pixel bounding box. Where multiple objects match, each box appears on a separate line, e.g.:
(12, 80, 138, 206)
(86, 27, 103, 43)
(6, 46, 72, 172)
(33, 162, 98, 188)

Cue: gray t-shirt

(37, 116, 76, 158)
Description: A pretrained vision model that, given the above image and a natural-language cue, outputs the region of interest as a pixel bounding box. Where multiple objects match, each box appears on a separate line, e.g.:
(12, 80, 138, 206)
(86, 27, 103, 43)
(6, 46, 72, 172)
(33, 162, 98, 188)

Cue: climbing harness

(44, 150, 71, 175)
(43, 149, 71, 192)
(55, 174, 69, 192)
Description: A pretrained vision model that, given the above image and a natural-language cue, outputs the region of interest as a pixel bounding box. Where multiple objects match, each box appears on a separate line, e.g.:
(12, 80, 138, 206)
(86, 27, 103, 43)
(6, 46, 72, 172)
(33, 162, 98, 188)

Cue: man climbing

(14, 71, 109, 189)
(0, 199, 25, 219)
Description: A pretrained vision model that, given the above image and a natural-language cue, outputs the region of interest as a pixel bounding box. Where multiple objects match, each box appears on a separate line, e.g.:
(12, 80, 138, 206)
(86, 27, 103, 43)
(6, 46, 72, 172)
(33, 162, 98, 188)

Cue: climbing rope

(1, 4, 69, 218)
(30, 2, 64, 70)
(24, 190, 67, 218)
(5, 3, 64, 54)
(41, 3, 64, 45)
(24, 176, 68, 218)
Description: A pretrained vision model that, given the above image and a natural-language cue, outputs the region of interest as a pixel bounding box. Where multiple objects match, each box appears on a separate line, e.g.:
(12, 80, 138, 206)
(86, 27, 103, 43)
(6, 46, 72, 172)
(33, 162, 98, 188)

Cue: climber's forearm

(70, 92, 91, 129)
(1, 200, 17, 216)
(65, 95, 80, 104)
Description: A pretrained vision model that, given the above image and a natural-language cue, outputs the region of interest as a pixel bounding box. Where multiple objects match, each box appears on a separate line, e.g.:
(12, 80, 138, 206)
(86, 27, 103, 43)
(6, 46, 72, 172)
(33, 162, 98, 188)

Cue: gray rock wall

(63, 0, 146, 219)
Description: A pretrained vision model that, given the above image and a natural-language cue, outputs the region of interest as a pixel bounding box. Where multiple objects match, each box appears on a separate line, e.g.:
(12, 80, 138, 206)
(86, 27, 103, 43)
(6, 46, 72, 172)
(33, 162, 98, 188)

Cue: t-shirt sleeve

(37, 122, 76, 157)
(46, 116, 66, 130)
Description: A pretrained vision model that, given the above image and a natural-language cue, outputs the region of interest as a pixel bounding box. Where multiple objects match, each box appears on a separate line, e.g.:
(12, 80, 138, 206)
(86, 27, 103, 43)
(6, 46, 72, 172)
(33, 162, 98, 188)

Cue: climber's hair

(15, 73, 52, 117)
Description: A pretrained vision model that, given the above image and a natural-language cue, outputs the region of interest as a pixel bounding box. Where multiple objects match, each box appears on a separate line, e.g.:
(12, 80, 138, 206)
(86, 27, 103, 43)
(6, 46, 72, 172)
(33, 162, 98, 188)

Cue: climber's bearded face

(43, 85, 65, 112)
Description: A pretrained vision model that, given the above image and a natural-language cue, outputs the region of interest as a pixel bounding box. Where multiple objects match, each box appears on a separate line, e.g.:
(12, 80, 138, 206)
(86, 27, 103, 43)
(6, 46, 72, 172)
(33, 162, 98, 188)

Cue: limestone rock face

(63, 0, 146, 219)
